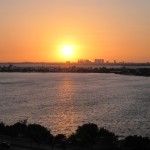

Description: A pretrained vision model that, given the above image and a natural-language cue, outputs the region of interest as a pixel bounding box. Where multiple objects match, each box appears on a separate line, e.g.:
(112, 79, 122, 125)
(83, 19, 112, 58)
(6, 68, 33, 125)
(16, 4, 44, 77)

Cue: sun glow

(61, 45, 74, 57)
(61, 45, 74, 60)
(57, 43, 79, 62)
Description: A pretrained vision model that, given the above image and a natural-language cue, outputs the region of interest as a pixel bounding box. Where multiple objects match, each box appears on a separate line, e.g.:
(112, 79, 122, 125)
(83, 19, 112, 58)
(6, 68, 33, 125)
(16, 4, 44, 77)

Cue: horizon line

(0, 61, 150, 64)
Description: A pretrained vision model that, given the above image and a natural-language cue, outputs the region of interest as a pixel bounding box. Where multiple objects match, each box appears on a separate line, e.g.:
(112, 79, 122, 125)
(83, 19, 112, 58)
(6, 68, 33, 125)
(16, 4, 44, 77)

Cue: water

(0, 73, 150, 137)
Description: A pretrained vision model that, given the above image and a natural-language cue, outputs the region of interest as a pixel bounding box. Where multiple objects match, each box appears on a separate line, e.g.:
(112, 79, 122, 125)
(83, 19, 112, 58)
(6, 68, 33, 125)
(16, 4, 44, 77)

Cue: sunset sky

(0, 0, 150, 62)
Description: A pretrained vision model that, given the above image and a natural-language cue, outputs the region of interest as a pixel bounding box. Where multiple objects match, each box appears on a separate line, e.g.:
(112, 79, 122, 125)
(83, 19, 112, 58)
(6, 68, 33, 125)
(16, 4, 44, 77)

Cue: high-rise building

(94, 59, 104, 64)
(78, 59, 91, 63)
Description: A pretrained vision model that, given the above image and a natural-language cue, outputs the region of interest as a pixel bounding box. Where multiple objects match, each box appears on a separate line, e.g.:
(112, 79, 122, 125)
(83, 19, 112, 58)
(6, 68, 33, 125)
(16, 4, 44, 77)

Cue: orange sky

(0, 0, 150, 62)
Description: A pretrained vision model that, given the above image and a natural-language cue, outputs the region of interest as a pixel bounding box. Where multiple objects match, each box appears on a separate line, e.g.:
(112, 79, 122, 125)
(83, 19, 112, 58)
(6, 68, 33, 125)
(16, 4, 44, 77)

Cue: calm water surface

(0, 73, 150, 137)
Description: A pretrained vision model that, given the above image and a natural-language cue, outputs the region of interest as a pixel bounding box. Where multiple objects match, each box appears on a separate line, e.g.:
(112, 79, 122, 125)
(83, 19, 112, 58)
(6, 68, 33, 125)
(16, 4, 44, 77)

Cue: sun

(58, 44, 78, 61)
(61, 45, 74, 57)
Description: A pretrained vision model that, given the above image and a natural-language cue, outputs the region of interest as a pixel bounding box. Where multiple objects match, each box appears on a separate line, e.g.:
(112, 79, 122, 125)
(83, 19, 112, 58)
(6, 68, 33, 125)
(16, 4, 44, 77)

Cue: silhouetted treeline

(0, 64, 150, 77)
(68, 123, 150, 150)
(0, 121, 150, 150)
(0, 120, 53, 145)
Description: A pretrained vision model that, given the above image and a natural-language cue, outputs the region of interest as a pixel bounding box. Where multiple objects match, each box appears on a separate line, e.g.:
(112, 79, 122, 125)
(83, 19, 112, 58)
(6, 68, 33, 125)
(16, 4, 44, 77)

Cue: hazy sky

(0, 0, 150, 62)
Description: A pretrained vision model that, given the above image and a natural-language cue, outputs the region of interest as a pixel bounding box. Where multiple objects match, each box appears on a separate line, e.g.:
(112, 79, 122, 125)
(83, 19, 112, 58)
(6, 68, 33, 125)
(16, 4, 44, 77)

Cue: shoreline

(0, 65, 150, 77)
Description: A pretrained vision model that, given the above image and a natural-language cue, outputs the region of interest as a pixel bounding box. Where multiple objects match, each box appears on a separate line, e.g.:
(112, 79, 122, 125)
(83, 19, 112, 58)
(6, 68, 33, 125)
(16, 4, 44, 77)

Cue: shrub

(70, 123, 99, 146)
(122, 135, 150, 150)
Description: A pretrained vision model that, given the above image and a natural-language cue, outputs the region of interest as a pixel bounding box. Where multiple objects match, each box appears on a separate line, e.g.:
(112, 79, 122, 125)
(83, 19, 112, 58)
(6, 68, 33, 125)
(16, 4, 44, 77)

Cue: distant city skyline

(0, 0, 150, 62)
(0, 57, 150, 63)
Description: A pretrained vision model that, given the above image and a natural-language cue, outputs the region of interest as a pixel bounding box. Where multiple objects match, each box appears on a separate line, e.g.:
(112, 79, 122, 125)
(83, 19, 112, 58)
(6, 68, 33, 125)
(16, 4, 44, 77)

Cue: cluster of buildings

(78, 59, 105, 64)
(77, 59, 125, 64)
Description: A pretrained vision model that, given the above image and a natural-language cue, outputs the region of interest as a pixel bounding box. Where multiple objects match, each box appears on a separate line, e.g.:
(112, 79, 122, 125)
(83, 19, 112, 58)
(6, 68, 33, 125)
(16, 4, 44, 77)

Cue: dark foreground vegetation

(0, 121, 150, 150)
(0, 64, 150, 77)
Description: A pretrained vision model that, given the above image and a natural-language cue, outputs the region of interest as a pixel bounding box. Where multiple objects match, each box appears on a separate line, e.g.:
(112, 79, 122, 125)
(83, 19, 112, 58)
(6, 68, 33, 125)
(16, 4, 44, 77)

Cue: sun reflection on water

(49, 77, 82, 135)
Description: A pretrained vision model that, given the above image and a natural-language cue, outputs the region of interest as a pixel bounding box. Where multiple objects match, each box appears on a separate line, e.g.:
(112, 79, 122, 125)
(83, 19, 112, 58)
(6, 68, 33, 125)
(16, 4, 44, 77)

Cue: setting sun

(57, 43, 79, 62)
(61, 45, 73, 57)
(61, 45, 74, 57)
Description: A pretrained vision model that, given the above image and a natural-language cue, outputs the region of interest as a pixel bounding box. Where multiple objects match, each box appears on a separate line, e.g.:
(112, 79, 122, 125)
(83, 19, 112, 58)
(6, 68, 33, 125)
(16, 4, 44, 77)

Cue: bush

(55, 134, 66, 144)
(98, 128, 118, 145)
(122, 135, 150, 150)
(26, 124, 52, 143)
(0, 122, 5, 135)
(10, 122, 27, 137)
(69, 123, 99, 146)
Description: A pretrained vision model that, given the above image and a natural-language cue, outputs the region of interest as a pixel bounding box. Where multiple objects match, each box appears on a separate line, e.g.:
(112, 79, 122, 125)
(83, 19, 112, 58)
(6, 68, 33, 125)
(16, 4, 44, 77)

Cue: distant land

(0, 61, 150, 67)
(0, 62, 150, 77)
